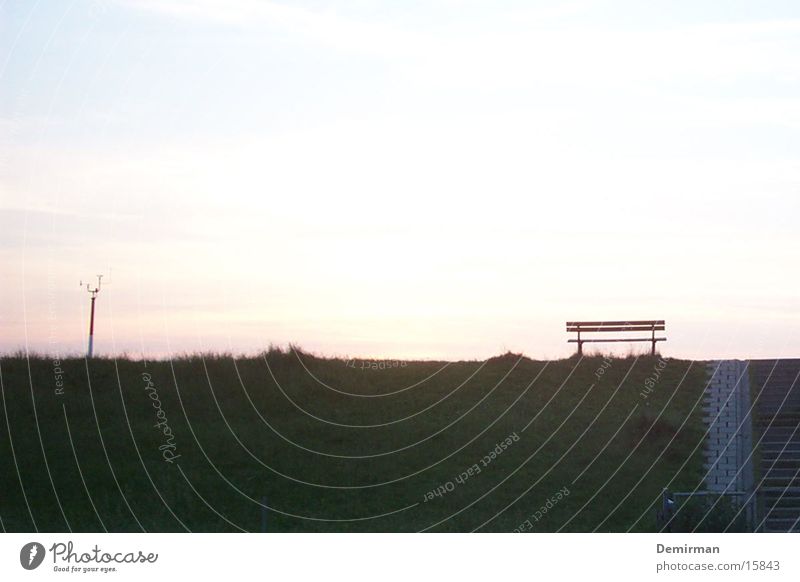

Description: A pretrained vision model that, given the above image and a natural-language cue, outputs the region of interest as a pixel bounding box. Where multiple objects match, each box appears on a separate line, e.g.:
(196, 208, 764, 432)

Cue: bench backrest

(566, 320, 665, 333)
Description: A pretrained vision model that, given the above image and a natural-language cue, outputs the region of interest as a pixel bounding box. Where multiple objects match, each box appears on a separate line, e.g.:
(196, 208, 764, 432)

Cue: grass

(0, 348, 709, 532)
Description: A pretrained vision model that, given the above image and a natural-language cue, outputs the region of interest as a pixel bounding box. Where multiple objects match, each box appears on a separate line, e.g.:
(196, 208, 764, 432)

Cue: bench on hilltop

(566, 320, 666, 356)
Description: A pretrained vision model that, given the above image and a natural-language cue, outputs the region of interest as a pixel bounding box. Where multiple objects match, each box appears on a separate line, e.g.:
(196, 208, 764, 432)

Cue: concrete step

(759, 486, 800, 494)
(759, 487, 800, 493)
(757, 400, 800, 408)
(760, 476, 800, 487)
(761, 452, 800, 458)
(755, 389, 800, 397)
(755, 379, 800, 388)
(760, 440, 800, 448)
(761, 503, 800, 511)
(762, 448, 800, 455)
(757, 413, 800, 422)
(753, 368, 800, 378)
(756, 387, 800, 395)
(760, 441, 800, 448)
(757, 400, 800, 410)
(763, 518, 800, 532)
(760, 447, 800, 456)
(763, 426, 800, 439)
(750, 359, 800, 374)
(762, 468, 800, 479)
(759, 486, 800, 497)
(751, 388, 800, 398)
(760, 445, 800, 452)
(759, 419, 800, 427)
(762, 459, 800, 469)
(758, 411, 800, 418)
(764, 500, 800, 511)
(754, 425, 800, 443)
(756, 422, 800, 440)
(763, 497, 800, 509)
(765, 512, 800, 525)
(760, 429, 800, 440)
(754, 376, 800, 387)
(756, 392, 800, 402)
(761, 500, 800, 509)
(754, 388, 800, 397)
(756, 406, 800, 416)
(760, 457, 800, 467)
(760, 439, 800, 448)
(756, 376, 800, 385)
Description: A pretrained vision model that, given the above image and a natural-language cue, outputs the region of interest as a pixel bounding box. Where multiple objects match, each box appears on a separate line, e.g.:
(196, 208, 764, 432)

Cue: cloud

(117, 1, 800, 88)
(117, 0, 426, 56)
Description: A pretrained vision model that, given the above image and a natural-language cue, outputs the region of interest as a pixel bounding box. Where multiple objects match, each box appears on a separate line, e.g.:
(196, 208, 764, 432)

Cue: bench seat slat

(568, 338, 667, 344)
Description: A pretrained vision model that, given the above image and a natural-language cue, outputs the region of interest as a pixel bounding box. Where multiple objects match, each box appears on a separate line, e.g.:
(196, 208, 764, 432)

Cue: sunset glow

(2, 0, 799, 359)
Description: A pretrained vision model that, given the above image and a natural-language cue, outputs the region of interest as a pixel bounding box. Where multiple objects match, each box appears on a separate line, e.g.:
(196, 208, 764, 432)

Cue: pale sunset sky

(1, 0, 799, 360)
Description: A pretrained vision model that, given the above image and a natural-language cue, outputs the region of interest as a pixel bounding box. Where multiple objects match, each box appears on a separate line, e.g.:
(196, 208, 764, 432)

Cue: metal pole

(81, 274, 103, 359)
(651, 324, 656, 356)
(88, 295, 96, 357)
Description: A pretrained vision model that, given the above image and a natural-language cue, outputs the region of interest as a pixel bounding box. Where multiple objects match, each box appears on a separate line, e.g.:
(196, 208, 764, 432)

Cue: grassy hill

(0, 349, 709, 532)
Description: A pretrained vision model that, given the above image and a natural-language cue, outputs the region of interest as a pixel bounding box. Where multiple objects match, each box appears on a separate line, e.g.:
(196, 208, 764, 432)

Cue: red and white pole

(88, 293, 97, 357)
(82, 275, 103, 358)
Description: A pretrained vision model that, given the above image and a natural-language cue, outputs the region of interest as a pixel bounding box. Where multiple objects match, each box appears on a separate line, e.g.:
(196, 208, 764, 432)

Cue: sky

(1, 0, 799, 360)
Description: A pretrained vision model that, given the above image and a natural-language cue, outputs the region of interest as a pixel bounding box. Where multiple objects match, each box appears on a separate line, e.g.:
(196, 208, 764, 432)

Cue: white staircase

(752, 360, 800, 532)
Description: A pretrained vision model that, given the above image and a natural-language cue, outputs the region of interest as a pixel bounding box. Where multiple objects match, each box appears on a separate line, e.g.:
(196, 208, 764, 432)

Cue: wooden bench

(566, 320, 666, 356)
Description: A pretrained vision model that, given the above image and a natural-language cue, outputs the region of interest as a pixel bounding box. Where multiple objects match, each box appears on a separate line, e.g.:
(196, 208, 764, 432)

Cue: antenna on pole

(80, 274, 104, 358)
